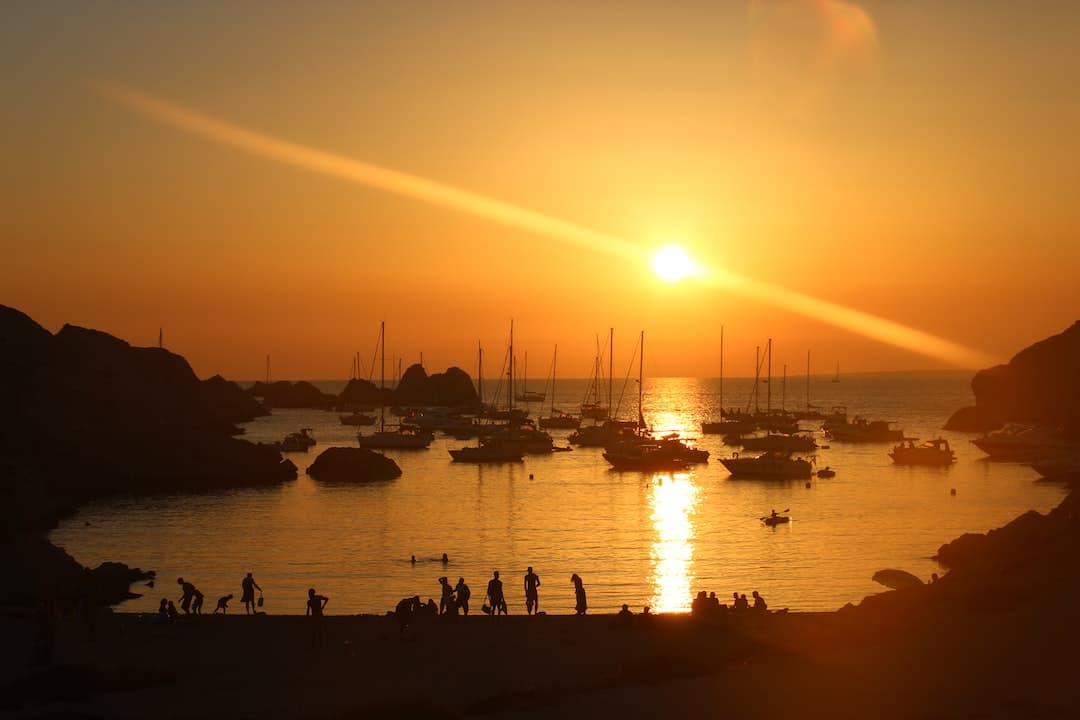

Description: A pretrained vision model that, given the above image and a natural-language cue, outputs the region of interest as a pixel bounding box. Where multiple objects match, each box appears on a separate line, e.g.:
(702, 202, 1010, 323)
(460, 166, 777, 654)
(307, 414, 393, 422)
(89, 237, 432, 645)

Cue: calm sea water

(51, 372, 1065, 615)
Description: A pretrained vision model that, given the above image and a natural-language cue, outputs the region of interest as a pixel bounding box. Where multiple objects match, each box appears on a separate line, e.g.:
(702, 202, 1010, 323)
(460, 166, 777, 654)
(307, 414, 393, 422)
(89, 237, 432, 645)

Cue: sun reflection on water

(648, 473, 700, 613)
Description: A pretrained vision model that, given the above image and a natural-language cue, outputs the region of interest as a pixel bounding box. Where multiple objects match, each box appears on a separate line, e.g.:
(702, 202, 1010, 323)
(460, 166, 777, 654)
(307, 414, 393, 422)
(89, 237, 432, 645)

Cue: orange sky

(3, 2, 1078, 379)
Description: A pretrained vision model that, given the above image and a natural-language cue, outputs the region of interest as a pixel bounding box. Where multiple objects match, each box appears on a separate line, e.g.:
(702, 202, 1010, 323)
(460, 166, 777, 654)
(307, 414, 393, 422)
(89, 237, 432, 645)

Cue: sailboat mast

(766, 338, 772, 415)
(782, 363, 787, 411)
(508, 320, 514, 413)
(638, 330, 645, 429)
(379, 321, 385, 432)
(806, 350, 811, 411)
(477, 341, 483, 407)
(265, 355, 271, 384)
(754, 346, 760, 414)
(719, 325, 724, 421)
(608, 327, 613, 421)
(550, 345, 558, 415)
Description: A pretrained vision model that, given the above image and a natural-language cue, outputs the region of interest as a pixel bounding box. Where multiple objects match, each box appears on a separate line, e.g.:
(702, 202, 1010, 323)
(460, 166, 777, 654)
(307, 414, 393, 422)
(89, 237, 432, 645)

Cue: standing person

(306, 588, 329, 648)
(438, 576, 454, 616)
(241, 572, 262, 615)
(571, 573, 587, 616)
(523, 566, 541, 615)
(454, 577, 471, 616)
(486, 571, 505, 616)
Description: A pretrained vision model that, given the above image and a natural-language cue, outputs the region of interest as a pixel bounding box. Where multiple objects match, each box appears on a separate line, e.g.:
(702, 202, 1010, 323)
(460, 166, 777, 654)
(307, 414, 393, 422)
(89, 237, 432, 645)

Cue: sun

(652, 245, 694, 283)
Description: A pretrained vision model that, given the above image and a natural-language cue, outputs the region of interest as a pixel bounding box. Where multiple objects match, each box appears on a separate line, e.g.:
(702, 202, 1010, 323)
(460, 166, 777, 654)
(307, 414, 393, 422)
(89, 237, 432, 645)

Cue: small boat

(889, 438, 956, 466)
(816, 466, 836, 478)
(603, 441, 688, 471)
(276, 428, 316, 453)
(762, 513, 791, 526)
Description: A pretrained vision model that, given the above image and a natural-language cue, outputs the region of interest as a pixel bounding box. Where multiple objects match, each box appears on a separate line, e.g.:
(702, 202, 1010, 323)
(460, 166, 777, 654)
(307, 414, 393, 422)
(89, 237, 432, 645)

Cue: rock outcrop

(394, 364, 479, 407)
(0, 304, 298, 605)
(248, 380, 336, 409)
(948, 321, 1080, 432)
(306, 447, 402, 483)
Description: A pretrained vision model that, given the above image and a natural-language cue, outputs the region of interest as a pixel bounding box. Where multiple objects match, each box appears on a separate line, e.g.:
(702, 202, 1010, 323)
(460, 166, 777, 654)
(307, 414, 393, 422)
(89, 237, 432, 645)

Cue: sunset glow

(5, 3, 1078, 379)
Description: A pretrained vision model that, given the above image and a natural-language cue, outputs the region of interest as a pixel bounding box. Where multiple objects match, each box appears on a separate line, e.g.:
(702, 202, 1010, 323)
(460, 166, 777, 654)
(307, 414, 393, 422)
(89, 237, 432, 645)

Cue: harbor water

(50, 371, 1066, 615)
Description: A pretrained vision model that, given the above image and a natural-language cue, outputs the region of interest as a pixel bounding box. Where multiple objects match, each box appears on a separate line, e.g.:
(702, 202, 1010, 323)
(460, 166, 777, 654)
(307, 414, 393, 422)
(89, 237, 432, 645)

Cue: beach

(4, 583, 1077, 720)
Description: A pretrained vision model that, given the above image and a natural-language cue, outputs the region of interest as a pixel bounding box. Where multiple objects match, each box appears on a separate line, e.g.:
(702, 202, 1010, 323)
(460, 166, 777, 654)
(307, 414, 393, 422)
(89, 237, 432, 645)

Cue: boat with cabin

(889, 438, 956, 466)
(720, 450, 814, 479)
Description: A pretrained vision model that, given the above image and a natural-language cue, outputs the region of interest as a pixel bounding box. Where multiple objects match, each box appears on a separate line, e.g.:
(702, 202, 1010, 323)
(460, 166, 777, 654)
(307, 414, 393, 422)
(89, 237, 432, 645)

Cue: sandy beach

(3, 585, 1077, 720)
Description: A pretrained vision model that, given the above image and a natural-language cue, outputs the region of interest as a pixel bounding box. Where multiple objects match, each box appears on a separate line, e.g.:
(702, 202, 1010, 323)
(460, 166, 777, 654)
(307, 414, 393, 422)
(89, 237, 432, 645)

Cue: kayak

(763, 515, 791, 526)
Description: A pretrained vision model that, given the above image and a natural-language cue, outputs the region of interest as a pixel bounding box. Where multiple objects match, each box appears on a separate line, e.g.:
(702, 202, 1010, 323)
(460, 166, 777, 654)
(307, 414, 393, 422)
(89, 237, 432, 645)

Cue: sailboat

(603, 331, 709, 470)
(358, 322, 434, 450)
(702, 327, 754, 435)
(514, 351, 545, 404)
(539, 345, 581, 430)
(450, 322, 531, 462)
(569, 329, 639, 447)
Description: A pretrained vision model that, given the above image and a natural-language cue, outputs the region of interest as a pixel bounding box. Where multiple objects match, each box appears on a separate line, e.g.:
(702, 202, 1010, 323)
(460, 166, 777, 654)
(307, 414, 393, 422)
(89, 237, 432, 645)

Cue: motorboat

(889, 438, 956, 466)
(720, 450, 814, 479)
(971, 424, 1078, 462)
(816, 466, 836, 478)
(825, 417, 904, 442)
(603, 433, 709, 470)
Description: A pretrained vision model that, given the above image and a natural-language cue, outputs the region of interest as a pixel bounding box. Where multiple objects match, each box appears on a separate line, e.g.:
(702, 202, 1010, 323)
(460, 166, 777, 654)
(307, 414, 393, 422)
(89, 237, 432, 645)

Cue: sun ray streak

(99, 82, 992, 368)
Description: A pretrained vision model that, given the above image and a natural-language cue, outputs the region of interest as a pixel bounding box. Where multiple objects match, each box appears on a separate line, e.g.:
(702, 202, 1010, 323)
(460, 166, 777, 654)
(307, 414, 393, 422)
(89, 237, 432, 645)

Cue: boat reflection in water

(648, 472, 699, 613)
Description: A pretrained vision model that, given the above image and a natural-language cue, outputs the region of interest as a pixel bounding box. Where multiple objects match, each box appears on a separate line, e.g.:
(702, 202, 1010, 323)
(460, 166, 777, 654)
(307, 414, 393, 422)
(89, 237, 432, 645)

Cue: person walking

(486, 571, 506, 616)
(177, 577, 204, 615)
(523, 566, 541, 615)
(571, 573, 587, 616)
(241, 572, 262, 615)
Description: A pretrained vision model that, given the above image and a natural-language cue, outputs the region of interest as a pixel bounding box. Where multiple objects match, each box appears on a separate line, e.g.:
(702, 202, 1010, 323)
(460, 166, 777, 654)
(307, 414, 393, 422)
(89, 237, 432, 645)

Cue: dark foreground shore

(3, 591, 1077, 720)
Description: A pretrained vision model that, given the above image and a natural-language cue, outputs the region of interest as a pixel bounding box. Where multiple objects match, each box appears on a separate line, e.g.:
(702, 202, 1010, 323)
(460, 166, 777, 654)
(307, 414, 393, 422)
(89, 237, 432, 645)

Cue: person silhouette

(571, 574, 587, 616)
(441, 553, 450, 564)
(732, 591, 741, 610)
(523, 566, 541, 615)
(752, 590, 768, 612)
(215, 594, 233, 614)
(736, 593, 749, 610)
(176, 577, 203, 615)
(166, 600, 179, 619)
(158, 598, 169, 621)
(306, 588, 329, 648)
(438, 576, 454, 616)
(486, 571, 505, 616)
(455, 577, 471, 616)
(241, 572, 262, 615)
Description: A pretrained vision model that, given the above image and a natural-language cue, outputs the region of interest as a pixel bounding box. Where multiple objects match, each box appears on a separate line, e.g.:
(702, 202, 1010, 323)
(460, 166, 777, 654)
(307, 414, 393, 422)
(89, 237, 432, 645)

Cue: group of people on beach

(393, 567, 588, 630)
(159, 572, 263, 622)
(691, 589, 768, 617)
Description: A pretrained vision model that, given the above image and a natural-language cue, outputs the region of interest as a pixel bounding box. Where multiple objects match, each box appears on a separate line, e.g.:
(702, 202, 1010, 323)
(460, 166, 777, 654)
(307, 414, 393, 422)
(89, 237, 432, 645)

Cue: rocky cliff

(946, 321, 1080, 431)
(0, 305, 296, 531)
